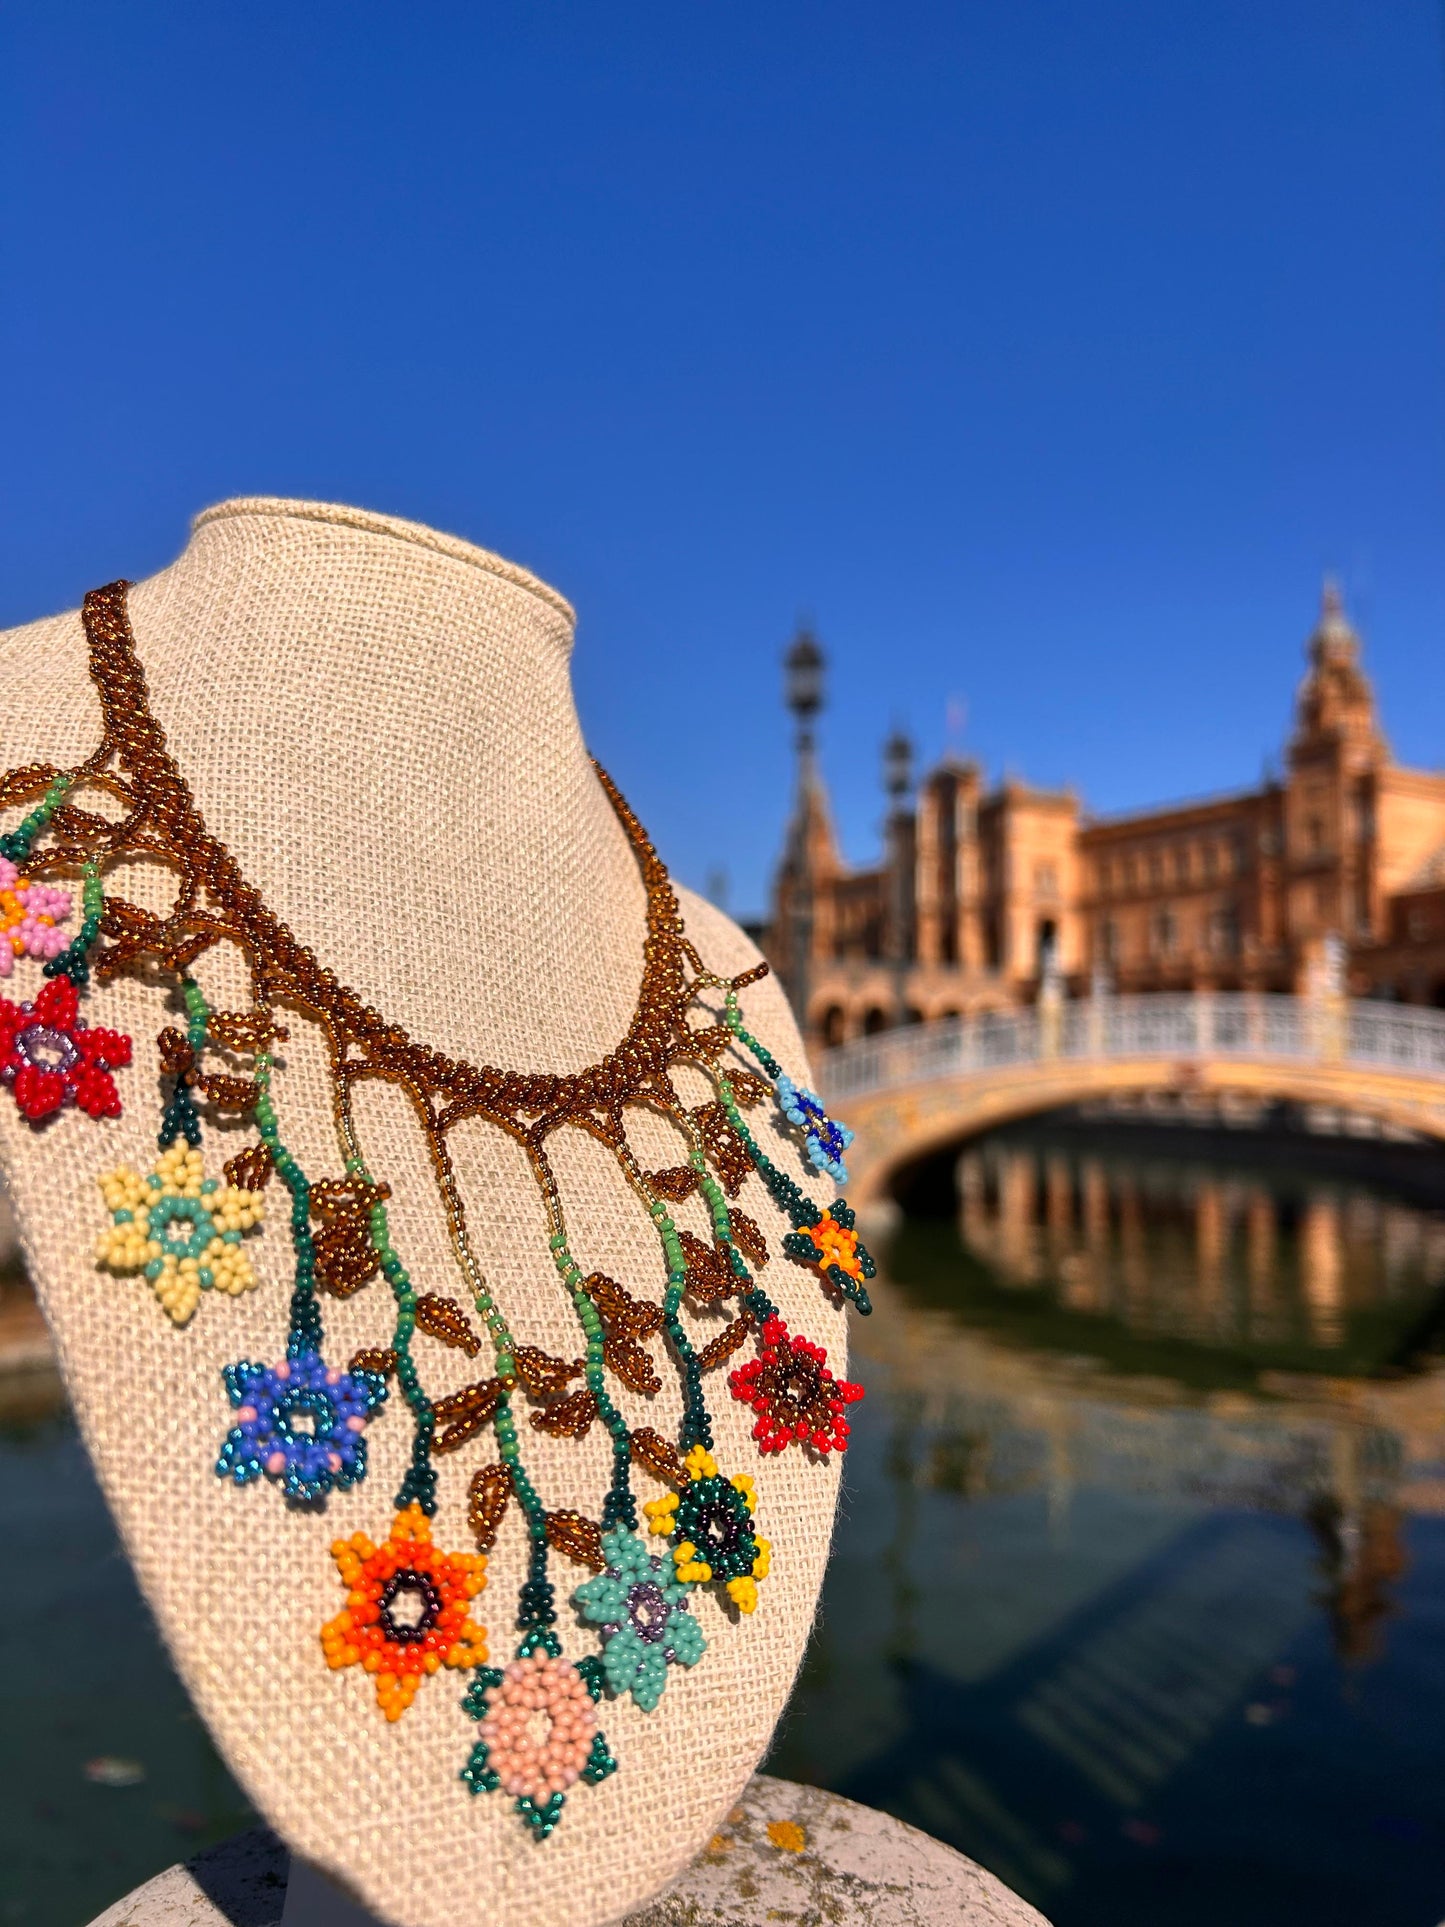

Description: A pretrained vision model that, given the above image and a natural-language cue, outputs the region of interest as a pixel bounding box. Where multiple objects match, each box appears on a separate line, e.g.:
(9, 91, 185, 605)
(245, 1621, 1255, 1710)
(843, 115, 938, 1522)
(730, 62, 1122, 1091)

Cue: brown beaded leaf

(161, 926, 221, 973)
(309, 1177, 390, 1298)
(679, 1228, 737, 1305)
(98, 903, 218, 978)
(546, 1509, 606, 1572)
(695, 1100, 754, 1195)
(631, 1425, 686, 1486)
(312, 1219, 379, 1298)
(207, 1008, 288, 1053)
(586, 1271, 665, 1340)
(730, 1209, 769, 1271)
(467, 1463, 512, 1553)
(530, 1388, 598, 1439)
(727, 1067, 771, 1109)
(156, 1027, 195, 1077)
(649, 1165, 699, 1203)
(415, 1292, 481, 1358)
(197, 1072, 260, 1110)
(697, 1317, 751, 1373)
(224, 1142, 273, 1192)
(514, 1346, 583, 1400)
(675, 1022, 733, 1068)
(311, 1176, 391, 1220)
(433, 1377, 505, 1454)
(348, 1346, 397, 1379)
(604, 1329, 662, 1396)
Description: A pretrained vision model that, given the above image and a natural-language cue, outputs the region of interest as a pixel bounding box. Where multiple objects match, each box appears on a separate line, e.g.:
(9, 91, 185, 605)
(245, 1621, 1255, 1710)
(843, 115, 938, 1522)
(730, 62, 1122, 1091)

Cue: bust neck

(122, 498, 648, 1069)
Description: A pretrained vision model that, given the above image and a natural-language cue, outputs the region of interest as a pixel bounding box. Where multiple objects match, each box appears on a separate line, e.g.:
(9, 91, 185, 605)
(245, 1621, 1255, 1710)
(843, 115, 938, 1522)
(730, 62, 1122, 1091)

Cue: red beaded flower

(729, 1313, 864, 1456)
(0, 974, 132, 1123)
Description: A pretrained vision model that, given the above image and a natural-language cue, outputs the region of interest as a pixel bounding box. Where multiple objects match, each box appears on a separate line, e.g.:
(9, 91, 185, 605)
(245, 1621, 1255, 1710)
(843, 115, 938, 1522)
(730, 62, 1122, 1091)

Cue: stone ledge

(88, 1773, 1051, 1927)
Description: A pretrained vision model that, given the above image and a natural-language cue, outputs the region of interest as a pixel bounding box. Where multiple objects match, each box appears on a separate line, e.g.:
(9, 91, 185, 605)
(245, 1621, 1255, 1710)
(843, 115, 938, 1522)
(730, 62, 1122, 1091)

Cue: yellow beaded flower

(95, 1145, 265, 1326)
(643, 1443, 772, 1614)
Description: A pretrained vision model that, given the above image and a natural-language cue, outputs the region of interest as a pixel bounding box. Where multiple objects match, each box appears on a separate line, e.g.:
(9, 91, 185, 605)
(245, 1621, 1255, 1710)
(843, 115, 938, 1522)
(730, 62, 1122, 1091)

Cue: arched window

(820, 1005, 847, 1047)
(862, 1007, 889, 1036)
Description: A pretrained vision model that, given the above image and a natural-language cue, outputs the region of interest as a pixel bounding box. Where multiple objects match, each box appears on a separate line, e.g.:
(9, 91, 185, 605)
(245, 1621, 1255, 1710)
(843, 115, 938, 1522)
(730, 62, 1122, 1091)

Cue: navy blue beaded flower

(775, 1073, 852, 1185)
(216, 1350, 387, 1503)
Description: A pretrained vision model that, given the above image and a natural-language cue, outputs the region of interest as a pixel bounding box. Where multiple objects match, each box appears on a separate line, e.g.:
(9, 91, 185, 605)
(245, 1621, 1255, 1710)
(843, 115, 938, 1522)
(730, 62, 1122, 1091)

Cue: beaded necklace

(0, 581, 875, 1840)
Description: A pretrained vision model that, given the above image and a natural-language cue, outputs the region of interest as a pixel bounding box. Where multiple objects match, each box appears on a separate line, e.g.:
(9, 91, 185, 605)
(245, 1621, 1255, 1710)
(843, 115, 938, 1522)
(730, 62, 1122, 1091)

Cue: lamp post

(883, 725, 914, 1026)
(784, 627, 825, 1039)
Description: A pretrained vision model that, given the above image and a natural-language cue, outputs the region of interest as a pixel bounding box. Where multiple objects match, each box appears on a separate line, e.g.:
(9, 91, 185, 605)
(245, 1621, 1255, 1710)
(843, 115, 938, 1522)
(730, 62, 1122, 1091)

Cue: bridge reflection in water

(768, 1121, 1445, 1927)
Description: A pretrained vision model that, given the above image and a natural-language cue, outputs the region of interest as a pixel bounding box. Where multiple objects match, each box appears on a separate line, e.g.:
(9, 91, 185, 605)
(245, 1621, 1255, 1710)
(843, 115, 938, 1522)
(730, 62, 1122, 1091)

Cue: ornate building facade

(766, 586, 1445, 1047)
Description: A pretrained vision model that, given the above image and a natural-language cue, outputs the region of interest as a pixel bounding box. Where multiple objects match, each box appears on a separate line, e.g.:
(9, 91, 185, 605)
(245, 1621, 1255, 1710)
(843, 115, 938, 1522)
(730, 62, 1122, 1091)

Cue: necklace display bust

(0, 500, 853, 1927)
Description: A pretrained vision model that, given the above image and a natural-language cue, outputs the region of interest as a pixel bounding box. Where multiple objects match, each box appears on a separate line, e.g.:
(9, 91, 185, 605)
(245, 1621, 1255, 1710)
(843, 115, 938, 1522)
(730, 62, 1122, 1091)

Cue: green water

(7, 1123, 1445, 1925)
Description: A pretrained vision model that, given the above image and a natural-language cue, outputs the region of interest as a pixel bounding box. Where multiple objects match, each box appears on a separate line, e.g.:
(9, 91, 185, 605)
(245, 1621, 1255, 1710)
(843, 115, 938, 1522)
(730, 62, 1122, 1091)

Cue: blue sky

(3, 2, 1442, 916)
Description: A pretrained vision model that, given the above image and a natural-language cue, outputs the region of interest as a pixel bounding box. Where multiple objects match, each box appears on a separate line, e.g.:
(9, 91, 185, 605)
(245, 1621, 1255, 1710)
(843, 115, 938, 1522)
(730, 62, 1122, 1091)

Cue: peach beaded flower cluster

(475, 1652, 600, 1804)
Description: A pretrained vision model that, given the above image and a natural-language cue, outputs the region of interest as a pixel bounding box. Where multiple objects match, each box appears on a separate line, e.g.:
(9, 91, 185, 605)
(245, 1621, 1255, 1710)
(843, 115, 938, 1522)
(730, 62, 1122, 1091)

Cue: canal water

(768, 1119, 1445, 1927)
(6, 1122, 1445, 1925)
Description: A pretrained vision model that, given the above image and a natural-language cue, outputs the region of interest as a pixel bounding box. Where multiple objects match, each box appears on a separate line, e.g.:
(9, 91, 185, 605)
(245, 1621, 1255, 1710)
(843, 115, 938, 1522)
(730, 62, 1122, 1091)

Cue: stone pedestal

(88, 1774, 1050, 1927)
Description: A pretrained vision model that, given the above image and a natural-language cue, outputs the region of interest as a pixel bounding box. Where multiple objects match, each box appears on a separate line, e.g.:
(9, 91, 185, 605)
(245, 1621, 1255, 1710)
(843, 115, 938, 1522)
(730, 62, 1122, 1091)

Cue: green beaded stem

(252, 1050, 326, 1362)
(545, 1186, 638, 1534)
(415, 1135, 564, 1624)
(326, 1093, 442, 1519)
(159, 974, 208, 1149)
(45, 857, 105, 987)
(0, 772, 73, 866)
(612, 1122, 771, 1459)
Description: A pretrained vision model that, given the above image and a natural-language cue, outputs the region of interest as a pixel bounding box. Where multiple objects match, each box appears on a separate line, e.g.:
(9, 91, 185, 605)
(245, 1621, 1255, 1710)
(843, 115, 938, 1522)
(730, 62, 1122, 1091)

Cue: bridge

(818, 992, 1445, 1206)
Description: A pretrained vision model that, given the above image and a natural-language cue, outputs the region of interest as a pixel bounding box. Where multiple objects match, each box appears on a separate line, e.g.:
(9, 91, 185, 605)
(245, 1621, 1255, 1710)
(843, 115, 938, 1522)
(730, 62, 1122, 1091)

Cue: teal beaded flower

(573, 1528, 706, 1712)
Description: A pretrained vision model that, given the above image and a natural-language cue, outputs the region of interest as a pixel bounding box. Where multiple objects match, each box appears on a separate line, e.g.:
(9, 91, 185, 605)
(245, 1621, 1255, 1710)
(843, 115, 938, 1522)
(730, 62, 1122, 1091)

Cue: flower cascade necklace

(0, 581, 875, 1840)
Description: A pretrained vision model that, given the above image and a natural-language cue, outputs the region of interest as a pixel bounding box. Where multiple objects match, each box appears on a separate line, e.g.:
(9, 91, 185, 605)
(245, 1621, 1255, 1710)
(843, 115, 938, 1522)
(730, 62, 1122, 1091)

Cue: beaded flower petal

(0, 858, 71, 977)
(1, 974, 131, 1123)
(95, 1144, 264, 1325)
(216, 1349, 388, 1502)
(573, 1527, 705, 1711)
(643, 1444, 772, 1614)
(321, 1504, 488, 1721)
(730, 1313, 864, 1457)
(774, 1073, 853, 1185)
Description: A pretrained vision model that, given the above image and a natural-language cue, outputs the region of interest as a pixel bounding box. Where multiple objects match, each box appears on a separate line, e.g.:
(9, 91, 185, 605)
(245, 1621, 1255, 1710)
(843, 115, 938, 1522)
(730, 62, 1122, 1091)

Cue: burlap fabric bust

(0, 500, 846, 1927)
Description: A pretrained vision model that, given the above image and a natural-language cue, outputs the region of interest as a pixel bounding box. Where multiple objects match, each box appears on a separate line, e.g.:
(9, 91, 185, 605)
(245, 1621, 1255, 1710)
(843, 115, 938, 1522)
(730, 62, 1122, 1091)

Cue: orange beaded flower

(807, 1213, 864, 1281)
(320, 1503, 488, 1720)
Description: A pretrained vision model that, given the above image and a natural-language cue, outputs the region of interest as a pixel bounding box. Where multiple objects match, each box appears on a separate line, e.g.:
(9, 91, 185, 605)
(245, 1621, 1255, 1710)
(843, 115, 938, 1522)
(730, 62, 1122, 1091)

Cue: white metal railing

(817, 993, 1445, 1103)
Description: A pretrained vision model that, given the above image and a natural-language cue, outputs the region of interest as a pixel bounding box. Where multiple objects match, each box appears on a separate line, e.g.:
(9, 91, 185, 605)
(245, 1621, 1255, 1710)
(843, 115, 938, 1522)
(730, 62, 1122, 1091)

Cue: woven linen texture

(0, 500, 846, 1927)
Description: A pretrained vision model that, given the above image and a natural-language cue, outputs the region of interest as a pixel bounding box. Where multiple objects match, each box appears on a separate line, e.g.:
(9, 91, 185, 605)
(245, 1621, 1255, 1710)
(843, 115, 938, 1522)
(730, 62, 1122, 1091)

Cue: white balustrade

(818, 993, 1445, 1102)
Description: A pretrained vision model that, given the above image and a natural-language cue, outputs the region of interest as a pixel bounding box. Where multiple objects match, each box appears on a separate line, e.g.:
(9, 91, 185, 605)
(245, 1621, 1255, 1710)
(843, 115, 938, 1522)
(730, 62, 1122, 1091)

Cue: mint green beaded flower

(573, 1527, 705, 1712)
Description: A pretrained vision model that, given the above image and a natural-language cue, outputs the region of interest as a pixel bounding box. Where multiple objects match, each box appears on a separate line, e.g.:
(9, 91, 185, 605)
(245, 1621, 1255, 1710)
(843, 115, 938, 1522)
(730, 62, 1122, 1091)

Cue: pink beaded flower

(474, 1652, 599, 1804)
(0, 858, 71, 978)
(0, 974, 132, 1123)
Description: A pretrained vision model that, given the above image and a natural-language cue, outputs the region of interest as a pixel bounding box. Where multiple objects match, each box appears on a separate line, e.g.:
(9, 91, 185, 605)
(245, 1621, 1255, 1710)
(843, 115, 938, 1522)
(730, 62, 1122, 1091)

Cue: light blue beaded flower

(776, 1073, 853, 1185)
(573, 1528, 705, 1712)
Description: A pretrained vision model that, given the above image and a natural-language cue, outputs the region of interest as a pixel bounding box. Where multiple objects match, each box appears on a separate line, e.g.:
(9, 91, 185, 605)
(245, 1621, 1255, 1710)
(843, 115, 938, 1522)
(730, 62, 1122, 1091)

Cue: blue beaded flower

(216, 1350, 387, 1503)
(573, 1527, 705, 1712)
(775, 1074, 853, 1184)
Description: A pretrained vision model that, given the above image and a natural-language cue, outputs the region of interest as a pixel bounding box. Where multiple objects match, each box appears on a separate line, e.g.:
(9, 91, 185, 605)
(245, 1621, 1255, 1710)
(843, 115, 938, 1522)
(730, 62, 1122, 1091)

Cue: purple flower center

(627, 1581, 671, 1643)
(16, 1022, 77, 1076)
(379, 1569, 442, 1645)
